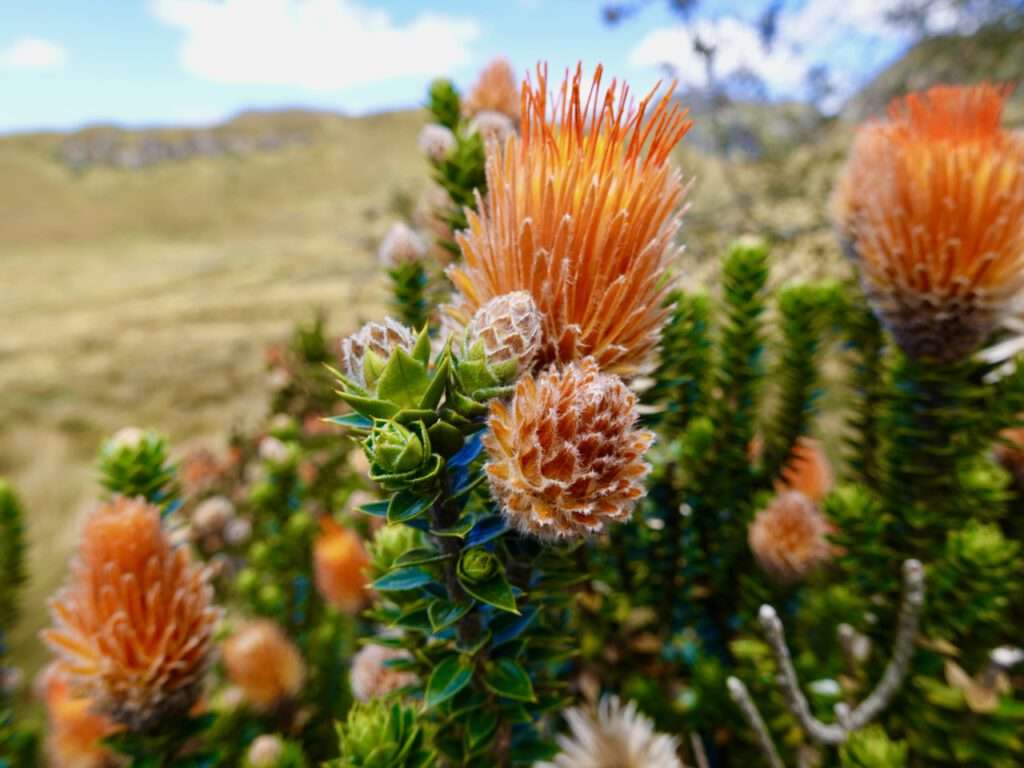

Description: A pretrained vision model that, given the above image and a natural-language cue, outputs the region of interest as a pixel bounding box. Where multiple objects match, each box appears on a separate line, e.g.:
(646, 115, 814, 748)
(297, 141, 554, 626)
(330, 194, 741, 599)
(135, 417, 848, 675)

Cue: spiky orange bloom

(774, 437, 834, 503)
(222, 619, 305, 711)
(484, 358, 654, 539)
(832, 84, 1024, 362)
(43, 497, 218, 731)
(448, 63, 692, 376)
(748, 491, 835, 585)
(463, 57, 520, 121)
(313, 517, 370, 613)
(39, 664, 119, 768)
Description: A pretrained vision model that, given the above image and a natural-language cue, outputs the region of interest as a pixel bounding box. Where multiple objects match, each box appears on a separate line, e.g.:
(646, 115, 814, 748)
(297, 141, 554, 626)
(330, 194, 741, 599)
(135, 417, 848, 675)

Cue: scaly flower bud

(748, 491, 835, 584)
(464, 291, 544, 375)
(313, 517, 370, 613)
(43, 497, 218, 731)
(484, 358, 654, 539)
(340, 318, 417, 389)
(349, 644, 417, 702)
(223, 620, 305, 711)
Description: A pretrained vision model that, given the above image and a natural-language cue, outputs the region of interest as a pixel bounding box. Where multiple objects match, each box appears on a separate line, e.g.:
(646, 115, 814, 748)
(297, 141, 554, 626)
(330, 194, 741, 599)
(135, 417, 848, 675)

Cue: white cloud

(151, 0, 480, 92)
(0, 36, 69, 70)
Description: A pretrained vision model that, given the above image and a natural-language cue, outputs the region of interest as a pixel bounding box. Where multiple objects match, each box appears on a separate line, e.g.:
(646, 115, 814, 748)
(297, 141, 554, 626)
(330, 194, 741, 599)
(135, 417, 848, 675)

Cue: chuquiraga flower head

(463, 57, 520, 122)
(538, 695, 682, 768)
(349, 643, 417, 702)
(832, 83, 1024, 362)
(484, 358, 654, 539)
(222, 619, 305, 712)
(313, 517, 370, 613)
(43, 496, 218, 731)
(447, 62, 692, 377)
(339, 318, 418, 390)
(748, 491, 835, 585)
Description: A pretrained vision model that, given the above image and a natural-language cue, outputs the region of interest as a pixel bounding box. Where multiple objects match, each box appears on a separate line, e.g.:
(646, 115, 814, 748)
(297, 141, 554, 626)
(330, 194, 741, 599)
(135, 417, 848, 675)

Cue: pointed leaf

(460, 571, 518, 614)
(339, 392, 399, 419)
(394, 548, 452, 567)
(428, 598, 471, 632)
(372, 567, 434, 592)
(359, 500, 390, 518)
(483, 659, 536, 702)
(431, 516, 474, 538)
(388, 490, 436, 523)
(465, 515, 508, 547)
(425, 655, 473, 708)
(377, 348, 430, 408)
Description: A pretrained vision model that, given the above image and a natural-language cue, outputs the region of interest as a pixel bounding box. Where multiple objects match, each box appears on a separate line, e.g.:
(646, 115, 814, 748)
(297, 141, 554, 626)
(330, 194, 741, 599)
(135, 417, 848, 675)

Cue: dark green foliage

(388, 261, 429, 330)
(0, 480, 27, 635)
(646, 289, 712, 429)
(97, 429, 177, 508)
(426, 79, 461, 133)
(839, 287, 886, 487)
(840, 726, 909, 768)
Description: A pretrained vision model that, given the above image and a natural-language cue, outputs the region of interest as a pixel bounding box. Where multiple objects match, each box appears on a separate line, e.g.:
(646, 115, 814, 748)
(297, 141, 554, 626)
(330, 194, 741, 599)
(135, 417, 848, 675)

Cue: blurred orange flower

(448, 63, 692, 376)
(463, 57, 520, 121)
(832, 84, 1024, 362)
(748, 491, 835, 585)
(313, 516, 370, 613)
(223, 619, 305, 711)
(43, 497, 218, 730)
(774, 437, 834, 503)
(39, 664, 120, 768)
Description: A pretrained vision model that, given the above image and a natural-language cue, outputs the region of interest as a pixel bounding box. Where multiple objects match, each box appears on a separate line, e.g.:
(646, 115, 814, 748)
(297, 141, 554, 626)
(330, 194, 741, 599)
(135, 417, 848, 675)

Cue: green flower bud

(329, 701, 433, 768)
(370, 525, 423, 577)
(457, 549, 498, 585)
(363, 421, 440, 492)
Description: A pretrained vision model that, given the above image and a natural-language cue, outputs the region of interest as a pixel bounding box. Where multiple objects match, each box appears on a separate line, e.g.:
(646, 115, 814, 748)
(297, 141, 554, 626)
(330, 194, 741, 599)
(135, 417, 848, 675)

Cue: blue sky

(0, 0, 937, 133)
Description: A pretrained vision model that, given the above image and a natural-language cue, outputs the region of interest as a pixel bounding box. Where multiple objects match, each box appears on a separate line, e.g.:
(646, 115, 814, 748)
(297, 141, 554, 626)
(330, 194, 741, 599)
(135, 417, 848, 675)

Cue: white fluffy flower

(378, 222, 427, 269)
(418, 123, 456, 162)
(538, 696, 682, 768)
(470, 109, 515, 143)
(247, 734, 283, 767)
(349, 644, 417, 702)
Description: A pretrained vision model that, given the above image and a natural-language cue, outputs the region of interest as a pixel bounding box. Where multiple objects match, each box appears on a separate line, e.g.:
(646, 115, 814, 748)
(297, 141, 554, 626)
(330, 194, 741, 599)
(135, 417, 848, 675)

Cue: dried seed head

(465, 291, 544, 373)
(832, 84, 1024, 362)
(339, 318, 417, 388)
(43, 497, 218, 731)
(349, 644, 417, 702)
(313, 517, 370, 614)
(223, 620, 305, 711)
(418, 123, 456, 162)
(463, 58, 520, 121)
(749, 491, 835, 585)
(448, 63, 691, 376)
(484, 358, 654, 539)
(378, 222, 428, 269)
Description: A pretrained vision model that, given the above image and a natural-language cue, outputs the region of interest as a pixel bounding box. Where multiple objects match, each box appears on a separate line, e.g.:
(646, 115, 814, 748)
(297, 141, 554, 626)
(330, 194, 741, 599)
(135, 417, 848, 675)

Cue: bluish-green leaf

(394, 548, 451, 567)
(427, 598, 471, 632)
(425, 655, 473, 708)
(483, 658, 536, 702)
(459, 571, 518, 614)
(388, 490, 436, 523)
(372, 567, 434, 592)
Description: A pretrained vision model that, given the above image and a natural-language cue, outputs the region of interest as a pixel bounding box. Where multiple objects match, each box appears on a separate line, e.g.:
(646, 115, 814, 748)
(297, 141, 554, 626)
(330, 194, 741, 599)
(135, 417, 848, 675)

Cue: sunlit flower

(38, 664, 119, 768)
(832, 84, 1024, 362)
(223, 619, 305, 711)
(43, 497, 218, 731)
(418, 123, 456, 162)
(484, 358, 654, 539)
(313, 517, 370, 613)
(748, 491, 835, 584)
(448, 63, 691, 376)
(537, 695, 682, 768)
(340, 318, 417, 387)
(463, 58, 520, 121)
(378, 222, 427, 269)
(774, 437, 834, 503)
(349, 644, 417, 702)
(464, 291, 544, 373)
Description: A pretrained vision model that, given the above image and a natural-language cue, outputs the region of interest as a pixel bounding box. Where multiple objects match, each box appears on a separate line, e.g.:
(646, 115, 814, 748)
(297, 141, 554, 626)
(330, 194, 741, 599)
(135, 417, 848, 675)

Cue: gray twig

(727, 676, 787, 768)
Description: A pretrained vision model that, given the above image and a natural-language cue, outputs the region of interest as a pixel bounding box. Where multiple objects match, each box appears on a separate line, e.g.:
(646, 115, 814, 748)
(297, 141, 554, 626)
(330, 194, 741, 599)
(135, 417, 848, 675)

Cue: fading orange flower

(313, 517, 370, 613)
(484, 358, 654, 539)
(223, 619, 305, 711)
(774, 437, 833, 503)
(463, 57, 520, 121)
(448, 63, 692, 376)
(43, 497, 218, 731)
(39, 664, 120, 768)
(832, 84, 1024, 362)
(748, 491, 835, 585)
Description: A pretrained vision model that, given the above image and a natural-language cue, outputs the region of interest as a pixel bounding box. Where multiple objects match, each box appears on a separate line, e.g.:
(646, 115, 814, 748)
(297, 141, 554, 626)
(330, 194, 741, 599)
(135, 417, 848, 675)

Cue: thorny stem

(735, 559, 925, 748)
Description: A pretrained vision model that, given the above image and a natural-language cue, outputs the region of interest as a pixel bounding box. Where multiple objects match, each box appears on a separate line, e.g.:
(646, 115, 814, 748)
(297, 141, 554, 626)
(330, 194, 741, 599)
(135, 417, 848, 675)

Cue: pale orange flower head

(349, 643, 418, 702)
(484, 358, 654, 539)
(748, 491, 835, 585)
(463, 57, 520, 121)
(313, 517, 370, 613)
(43, 497, 218, 731)
(39, 663, 120, 768)
(222, 619, 305, 711)
(774, 437, 834, 503)
(448, 63, 692, 377)
(832, 84, 1024, 362)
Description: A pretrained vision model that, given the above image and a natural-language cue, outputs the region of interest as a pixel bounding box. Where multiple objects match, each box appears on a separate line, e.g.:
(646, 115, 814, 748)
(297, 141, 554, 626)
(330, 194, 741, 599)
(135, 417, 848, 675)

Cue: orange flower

(832, 84, 1024, 362)
(313, 517, 370, 613)
(484, 358, 654, 539)
(222, 619, 305, 710)
(774, 437, 833, 503)
(39, 664, 119, 768)
(448, 63, 692, 376)
(463, 57, 520, 121)
(748, 491, 835, 585)
(43, 497, 218, 731)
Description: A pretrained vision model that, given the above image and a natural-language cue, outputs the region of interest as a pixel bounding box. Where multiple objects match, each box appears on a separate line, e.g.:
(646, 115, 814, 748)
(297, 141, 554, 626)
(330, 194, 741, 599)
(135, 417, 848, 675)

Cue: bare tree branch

(727, 676, 787, 768)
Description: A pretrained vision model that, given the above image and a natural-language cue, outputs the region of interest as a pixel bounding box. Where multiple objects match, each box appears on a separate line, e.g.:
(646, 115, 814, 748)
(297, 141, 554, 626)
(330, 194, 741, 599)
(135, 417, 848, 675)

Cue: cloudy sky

(1, 0, 944, 133)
